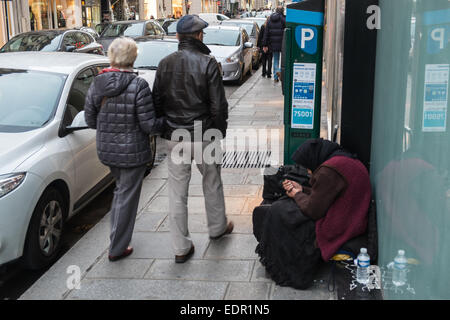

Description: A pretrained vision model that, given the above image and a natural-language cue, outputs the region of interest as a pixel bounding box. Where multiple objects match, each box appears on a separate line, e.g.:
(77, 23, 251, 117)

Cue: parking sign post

(282, 0, 325, 164)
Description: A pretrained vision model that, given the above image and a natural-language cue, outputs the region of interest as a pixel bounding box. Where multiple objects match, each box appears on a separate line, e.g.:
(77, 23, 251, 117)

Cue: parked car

(133, 38, 179, 87)
(95, 22, 110, 35)
(220, 19, 260, 69)
(198, 13, 230, 25)
(0, 30, 104, 55)
(161, 19, 178, 36)
(0, 52, 156, 270)
(244, 17, 267, 29)
(203, 25, 253, 84)
(97, 20, 165, 52)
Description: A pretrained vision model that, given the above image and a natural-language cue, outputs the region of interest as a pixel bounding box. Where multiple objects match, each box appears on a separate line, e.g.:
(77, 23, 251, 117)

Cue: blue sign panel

(295, 25, 318, 55)
(292, 108, 314, 126)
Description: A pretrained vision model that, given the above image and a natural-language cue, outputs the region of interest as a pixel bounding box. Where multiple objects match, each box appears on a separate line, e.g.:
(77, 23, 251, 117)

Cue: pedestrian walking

(263, 6, 286, 83)
(152, 14, 233, 264)
(85, 37, 163, 262)
(258, 16, 272, 78)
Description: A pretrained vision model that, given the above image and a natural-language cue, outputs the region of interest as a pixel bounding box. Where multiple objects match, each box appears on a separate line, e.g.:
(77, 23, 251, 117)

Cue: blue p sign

(295, 26, 318, 55)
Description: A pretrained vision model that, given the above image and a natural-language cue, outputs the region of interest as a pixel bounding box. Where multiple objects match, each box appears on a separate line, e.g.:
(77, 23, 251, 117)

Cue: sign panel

(291, 62, 316, 129)
(422, 64, 449, 132)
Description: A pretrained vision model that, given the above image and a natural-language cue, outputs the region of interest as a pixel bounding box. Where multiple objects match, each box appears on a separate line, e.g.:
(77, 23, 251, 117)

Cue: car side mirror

(66, 111, 89, 133)
(244, 42, 253, 48)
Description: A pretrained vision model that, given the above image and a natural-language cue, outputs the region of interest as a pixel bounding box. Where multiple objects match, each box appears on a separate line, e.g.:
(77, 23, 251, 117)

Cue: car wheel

(22, 187, 66, 270)
(236, 65, 245, 85)
(145, 135, 157, 176)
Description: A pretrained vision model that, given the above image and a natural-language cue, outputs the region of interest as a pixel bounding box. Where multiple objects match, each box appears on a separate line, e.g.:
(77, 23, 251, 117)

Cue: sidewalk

(20, 72, 336, 300)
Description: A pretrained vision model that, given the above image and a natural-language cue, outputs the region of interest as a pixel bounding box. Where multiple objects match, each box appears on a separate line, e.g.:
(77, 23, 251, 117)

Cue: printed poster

(291, 63, 316, 129)
(422, 64, 449, 132)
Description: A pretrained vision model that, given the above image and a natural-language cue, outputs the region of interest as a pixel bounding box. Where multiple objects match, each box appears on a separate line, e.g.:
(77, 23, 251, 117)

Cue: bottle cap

(398, 250, 405, 255)
(360, 248, 367, 253)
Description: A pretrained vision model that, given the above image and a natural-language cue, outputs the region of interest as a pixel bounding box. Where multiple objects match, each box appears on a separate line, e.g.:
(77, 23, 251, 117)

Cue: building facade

(0, 0, 219, 47)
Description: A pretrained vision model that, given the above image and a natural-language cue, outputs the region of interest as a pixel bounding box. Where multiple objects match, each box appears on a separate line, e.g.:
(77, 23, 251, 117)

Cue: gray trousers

(166, 139, 228, 256)
(108, 165, 146, 257)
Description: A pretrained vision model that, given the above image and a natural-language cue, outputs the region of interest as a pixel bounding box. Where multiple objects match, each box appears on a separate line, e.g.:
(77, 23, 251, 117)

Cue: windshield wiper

(136, 66, 158, 70)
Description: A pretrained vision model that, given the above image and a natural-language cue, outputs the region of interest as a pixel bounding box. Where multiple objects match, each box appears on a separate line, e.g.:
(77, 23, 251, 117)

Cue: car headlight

(0, 173, 26, 198)
(226, 52, 240, 63)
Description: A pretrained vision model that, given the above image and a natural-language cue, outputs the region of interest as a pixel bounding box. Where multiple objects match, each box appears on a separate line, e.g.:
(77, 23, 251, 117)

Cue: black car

(0, 29, 104, 55)
(97, 20, 166, 52)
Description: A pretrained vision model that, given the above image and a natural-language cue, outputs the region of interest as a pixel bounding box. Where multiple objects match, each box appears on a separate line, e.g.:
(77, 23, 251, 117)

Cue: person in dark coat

(152, 15, 233, 264)
(262, 6, 285, 82)
(253, 138, 371, 289)
(85, 37, 163, 262)
(257, 16, 272, 78)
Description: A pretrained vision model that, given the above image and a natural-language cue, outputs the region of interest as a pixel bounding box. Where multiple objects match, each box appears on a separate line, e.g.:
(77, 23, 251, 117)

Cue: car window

(79, 32, 93, 45)
(145, 23, 156, 36)
(0, 69, 66, 132)
(64, 68, 96, 126)
(242, 30, 249, 44)
(0, 33, 62, 52)
(153, 22, 163, 35)
(102, 23, 143, 37)
(63, 33, 79, 49)
(74, 33, 88, 48)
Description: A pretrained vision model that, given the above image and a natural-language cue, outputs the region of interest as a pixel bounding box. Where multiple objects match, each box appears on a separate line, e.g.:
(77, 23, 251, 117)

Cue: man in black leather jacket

(153, 15, 233, 263)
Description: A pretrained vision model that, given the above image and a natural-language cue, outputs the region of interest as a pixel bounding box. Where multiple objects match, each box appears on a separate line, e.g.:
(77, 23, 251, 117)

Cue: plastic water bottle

(356, 248, 370, 284)
(392, 250, 407, 286)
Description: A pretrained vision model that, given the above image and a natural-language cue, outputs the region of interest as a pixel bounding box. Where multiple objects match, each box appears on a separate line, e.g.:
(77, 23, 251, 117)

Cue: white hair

(108, 37, 138, 68)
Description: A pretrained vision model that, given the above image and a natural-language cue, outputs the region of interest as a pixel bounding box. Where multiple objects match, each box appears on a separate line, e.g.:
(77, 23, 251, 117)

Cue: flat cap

(176, 14, 209, 34)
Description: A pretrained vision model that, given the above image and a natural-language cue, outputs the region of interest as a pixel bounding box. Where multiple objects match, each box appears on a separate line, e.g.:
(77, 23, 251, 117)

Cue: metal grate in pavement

(222, 151, 272, 169)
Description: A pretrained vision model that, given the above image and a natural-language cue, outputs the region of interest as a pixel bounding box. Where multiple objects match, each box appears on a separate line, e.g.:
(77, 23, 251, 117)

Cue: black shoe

(175, 245, 195, 263)
(267, 74, 271, 78)
(262, 73, 266, 77)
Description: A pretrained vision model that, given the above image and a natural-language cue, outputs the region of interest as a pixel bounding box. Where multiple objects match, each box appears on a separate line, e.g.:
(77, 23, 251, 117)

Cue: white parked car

(198, 13, 230, 25)
(0, 52, 156, 270)
(203, 25, 253, 84)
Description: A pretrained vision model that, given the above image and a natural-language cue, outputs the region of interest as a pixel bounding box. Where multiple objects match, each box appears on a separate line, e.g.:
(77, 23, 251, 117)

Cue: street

(0, 76, 246, 300)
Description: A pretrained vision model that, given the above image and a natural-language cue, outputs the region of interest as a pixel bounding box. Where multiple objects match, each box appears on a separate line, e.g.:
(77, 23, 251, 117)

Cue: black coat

(85, 70, 162, 168)
(262, 12, 286, 52)
(152, 37, 228, 140)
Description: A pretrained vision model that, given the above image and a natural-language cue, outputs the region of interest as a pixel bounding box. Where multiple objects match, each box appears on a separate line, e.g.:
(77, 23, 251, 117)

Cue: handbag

(262, 164, 310, 201)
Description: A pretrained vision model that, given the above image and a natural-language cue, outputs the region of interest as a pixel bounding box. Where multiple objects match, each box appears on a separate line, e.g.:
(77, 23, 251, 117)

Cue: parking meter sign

(291, 63, 316, 129)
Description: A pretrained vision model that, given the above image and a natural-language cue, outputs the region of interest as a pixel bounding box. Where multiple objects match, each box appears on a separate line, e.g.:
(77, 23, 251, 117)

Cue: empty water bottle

(392, 250, 407, 286)
(356, 248, 370, 284)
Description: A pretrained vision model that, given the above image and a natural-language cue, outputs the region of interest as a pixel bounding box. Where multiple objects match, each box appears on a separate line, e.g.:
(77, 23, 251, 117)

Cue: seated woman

(253, 138, 371, 289)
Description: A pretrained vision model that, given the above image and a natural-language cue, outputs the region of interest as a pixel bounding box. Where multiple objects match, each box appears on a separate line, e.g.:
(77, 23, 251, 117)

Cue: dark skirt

(253, 197, 322, 289)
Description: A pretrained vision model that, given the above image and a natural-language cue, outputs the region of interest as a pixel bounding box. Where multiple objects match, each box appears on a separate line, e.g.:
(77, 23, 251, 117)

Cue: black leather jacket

(152, 37, 228, 140)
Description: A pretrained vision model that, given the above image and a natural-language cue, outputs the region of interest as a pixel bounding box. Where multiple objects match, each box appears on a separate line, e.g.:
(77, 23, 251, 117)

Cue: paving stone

(159, 184, 260, 197)
(251, 261, 274, 283)
(270, 283, 336, 300)
(131, 232, 209, 259)
(205, 234, 258, 259)
(241, 197, 264, 214)
(20, 222, 111, 300)
(225, 282, 272, 300)
(86, 258, 154, 279)
(134, 212, 167, 232)
(145, 259, 253, 281)
(158, 214, 253, 234)
(137, 178, 166, 213)
(67, 279, 228, 300)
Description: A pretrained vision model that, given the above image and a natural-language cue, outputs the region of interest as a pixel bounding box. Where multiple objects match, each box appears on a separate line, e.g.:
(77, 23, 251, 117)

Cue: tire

(22, 187, 66, 270)
(236, 65, 245, 85)
(145, 135, 157, 177)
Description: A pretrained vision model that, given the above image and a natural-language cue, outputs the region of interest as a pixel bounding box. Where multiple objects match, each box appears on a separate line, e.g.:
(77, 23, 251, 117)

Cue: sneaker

(175, 245, 195, 263)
